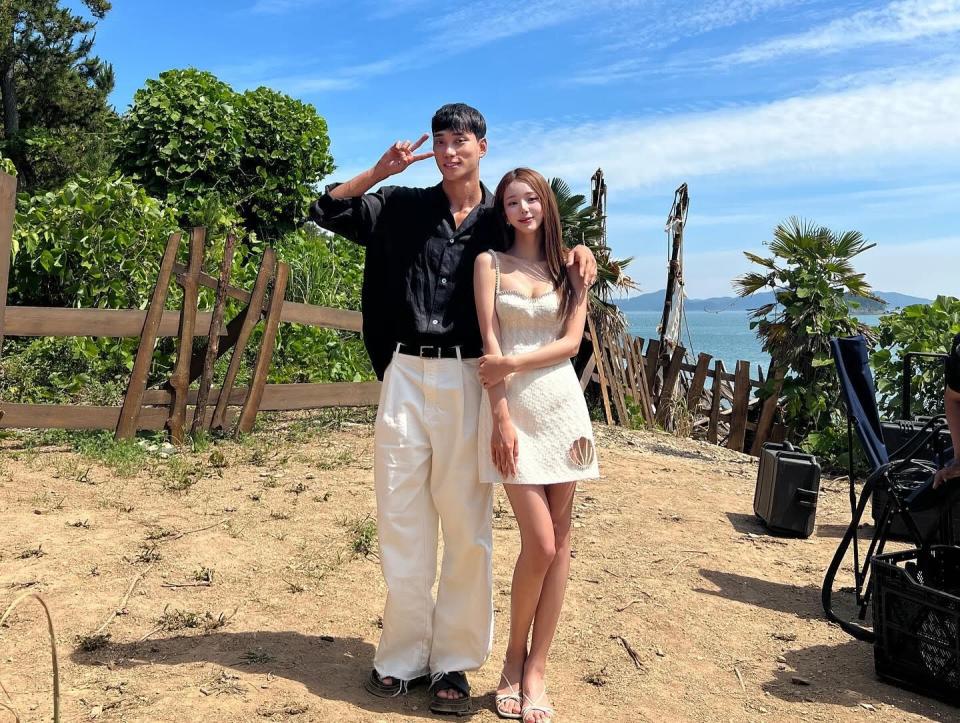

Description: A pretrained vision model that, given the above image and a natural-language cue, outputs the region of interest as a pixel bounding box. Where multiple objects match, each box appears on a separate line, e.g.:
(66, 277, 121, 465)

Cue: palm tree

(549, 177, 636, 332)
(734, 216, 879, 440)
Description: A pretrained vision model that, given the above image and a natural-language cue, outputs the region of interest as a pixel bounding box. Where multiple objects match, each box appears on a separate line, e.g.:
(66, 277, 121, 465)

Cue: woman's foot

(520, 665, 554, 723)
(495, 655, 526, 718)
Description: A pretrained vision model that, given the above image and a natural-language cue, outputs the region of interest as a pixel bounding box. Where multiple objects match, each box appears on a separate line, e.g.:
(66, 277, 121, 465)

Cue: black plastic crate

(872, 545, 960, 704)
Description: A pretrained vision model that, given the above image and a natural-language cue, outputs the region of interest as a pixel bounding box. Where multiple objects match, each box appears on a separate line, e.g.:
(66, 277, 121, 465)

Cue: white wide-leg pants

(373, 349, 494, 680)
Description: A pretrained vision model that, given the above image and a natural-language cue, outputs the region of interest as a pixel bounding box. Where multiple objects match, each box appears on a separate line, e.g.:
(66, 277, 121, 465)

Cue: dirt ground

(0, 413, 956, 723)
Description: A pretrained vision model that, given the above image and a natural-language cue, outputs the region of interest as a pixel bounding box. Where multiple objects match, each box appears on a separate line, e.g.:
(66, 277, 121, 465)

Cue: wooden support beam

(586, 315, 613, 425)
(631, 337, 655, 422)
(143, 381, 382, 410)
(0, 172, 17, 359)
(708, 359, 725, 445)
(237, 260, 289, 434)
(166, 227, 205, 444)
(686, 352, 713, 415)
(644, 338, 660, 395)
(578, 355, 597, 392)
(655, 345, 686, 428)
(115, 232, 183, 439)
(191, 233, 237, 436)
(211, 248, 276, 432)
(2, 306, 229, 338)
(602, 334, 629, 426)
(749, 366, 787, 456)
(727, 359, 751, 452)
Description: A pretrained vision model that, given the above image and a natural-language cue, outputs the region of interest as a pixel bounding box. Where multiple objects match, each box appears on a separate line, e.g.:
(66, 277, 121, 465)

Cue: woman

(474, 168, 600, 722)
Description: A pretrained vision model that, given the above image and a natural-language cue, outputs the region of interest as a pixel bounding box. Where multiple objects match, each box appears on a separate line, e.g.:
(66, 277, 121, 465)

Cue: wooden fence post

(686, 352, 713, 415)
(237, 261, 289, 434)
(632, 338, 655, 422)
(115, 232, 183, 439)
(749, 366, 786, 456)
(708, 360, 725, 445)
(0, 172, 17, 361)
(586, 315, 614, 425)
(166, 227, 205, 444)
(191, 233, 237, 435)
(655, 345, 686, 428)
(727, 359, 751, 452)
(212, 248, 276, 433)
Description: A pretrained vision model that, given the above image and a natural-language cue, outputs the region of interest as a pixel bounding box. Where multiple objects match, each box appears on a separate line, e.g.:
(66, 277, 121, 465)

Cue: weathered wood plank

(211, 248, 276, 432)
(191, 233, 237, 435)
(0, 172, 17, 358)
(619, 333, 642, 413)
(655, 345, 687, 427)
(586, 315, 613, 425)
(708, 359, 725, 445)
(602, 335, 630, 426)
(237, 261, 289, 434)
(143, 381, 382, 410)
(3, 307, 228, 338)
(727, 359, 752, 452)
(0, 403, 229, 431)
(166, 228, 205, 444)
(644, 338, 660, 395)
(686, 352, 713, 415)
(632, 337, 655, 422)
(749, 366, 787, 456)
(115, 232, 183, 440)
(578, 355, 597, 392)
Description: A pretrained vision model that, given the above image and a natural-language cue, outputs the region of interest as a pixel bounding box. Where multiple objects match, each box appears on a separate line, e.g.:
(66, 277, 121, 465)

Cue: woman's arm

(474, 253, 519, 477)
(478, 268, 590, 387)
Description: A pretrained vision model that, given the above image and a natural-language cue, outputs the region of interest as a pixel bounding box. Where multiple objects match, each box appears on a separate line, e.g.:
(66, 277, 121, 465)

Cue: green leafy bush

(116, 69, 333, 240)
(871, 296, 960, 419)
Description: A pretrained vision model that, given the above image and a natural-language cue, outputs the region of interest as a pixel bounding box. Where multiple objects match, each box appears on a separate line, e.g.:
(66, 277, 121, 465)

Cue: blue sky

(80, 0, 959, 298)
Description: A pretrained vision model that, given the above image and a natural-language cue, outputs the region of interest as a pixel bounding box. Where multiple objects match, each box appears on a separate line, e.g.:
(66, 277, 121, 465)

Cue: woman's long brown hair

(493, 168, 576, 320)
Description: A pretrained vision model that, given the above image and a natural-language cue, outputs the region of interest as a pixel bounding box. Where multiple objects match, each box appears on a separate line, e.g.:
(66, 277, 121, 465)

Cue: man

(934, 332, 960, 487)
(307, 103, 596, 715)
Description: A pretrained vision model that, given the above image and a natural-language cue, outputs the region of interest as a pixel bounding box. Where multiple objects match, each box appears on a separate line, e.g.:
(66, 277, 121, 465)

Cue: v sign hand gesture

(374, 133, 435, 179)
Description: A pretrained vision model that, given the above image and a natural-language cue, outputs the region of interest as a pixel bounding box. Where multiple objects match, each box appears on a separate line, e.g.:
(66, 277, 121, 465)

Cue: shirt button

(448, 239, 455, 245)
(431, 319, 439, 325)
(440, 278, 447, 285)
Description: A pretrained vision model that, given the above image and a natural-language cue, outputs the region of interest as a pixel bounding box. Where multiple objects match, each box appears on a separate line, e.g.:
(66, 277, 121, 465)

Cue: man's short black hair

(432, 103, 486, 140)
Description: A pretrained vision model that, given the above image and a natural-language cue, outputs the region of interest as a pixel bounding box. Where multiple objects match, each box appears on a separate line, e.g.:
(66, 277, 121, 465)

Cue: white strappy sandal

(495, 672, 523, 720)
(521, 688, 555, 723)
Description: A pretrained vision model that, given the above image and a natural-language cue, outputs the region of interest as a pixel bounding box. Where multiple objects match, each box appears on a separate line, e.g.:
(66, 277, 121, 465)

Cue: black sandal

(429, 671, 472, 716)
(364, 669, 427, 698)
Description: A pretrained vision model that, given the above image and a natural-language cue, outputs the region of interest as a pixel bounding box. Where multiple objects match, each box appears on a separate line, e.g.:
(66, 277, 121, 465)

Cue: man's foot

(520, 666, 553, 723)
(429, 671, 472, 716)
(495, 655, 525, 719)
(364, 669, 427, 698)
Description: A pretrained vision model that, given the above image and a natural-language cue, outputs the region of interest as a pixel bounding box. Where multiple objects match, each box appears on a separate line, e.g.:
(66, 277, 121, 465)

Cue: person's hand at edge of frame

(933, 458, 960, 488)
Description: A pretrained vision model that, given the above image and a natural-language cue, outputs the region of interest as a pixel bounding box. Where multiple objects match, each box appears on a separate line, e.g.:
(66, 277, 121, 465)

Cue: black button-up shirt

(307, 182, 499, 379)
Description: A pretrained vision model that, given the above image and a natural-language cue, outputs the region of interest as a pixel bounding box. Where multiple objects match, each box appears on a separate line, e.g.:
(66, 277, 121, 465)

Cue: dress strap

(489, 250, 501, 295)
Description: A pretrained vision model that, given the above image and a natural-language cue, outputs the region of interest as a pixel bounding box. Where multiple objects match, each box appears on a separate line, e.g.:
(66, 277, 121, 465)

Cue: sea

(624, 310, 884, 373)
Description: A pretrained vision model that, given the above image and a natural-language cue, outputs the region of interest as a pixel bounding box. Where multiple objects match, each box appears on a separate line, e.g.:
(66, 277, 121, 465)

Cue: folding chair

(821, 335, 954, 642)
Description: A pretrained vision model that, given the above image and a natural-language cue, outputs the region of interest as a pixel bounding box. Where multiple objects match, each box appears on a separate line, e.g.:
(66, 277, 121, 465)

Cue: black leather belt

(396, 343, 480, 359)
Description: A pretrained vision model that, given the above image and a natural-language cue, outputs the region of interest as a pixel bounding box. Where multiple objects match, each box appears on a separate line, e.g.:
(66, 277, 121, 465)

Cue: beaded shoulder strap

(489, 250, 501, 295)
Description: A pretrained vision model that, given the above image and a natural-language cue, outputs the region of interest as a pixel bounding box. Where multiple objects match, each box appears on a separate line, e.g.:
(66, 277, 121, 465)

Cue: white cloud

(725, 0, 960, 64)
(486, 71, 960, 192)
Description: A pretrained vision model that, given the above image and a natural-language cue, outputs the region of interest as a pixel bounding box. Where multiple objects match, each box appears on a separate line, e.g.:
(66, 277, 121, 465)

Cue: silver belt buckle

(419, 345, 438, 358)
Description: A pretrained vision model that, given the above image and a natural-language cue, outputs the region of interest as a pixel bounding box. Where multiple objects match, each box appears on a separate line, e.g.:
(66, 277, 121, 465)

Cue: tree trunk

(1, 61, 17, 137)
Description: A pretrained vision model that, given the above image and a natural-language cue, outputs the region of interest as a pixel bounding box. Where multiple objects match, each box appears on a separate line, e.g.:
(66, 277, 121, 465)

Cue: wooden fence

(580, 320, 786, 456)
(0, 171, 379, 439)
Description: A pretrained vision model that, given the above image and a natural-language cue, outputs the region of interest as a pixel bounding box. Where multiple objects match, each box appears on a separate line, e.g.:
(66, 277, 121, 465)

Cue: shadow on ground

(763, 638, 955, 718)
(70, 631, 487, 720)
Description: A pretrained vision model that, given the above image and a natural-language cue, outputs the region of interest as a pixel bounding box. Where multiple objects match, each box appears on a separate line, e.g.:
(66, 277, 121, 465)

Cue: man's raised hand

(374, 133, 434, 179)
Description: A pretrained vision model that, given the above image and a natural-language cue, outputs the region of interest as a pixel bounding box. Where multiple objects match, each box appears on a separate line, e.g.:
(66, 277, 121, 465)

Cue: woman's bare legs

(501, 482, 576, 721)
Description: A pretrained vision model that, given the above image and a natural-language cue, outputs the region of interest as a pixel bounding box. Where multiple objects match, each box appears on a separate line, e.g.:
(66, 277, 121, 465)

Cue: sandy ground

(0, 413, 956, 723)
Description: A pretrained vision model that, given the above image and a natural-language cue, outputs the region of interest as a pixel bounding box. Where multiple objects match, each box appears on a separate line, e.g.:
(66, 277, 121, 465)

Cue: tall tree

(0, 0, 115, 190)
(735, 217, 878, 441)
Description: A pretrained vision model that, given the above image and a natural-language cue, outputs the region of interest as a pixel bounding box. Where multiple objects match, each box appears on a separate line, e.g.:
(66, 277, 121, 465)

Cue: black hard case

(753, 442, 821, 538)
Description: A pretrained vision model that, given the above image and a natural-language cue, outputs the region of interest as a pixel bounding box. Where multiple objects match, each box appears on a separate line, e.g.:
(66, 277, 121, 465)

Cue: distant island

(615, 290, 931, 314)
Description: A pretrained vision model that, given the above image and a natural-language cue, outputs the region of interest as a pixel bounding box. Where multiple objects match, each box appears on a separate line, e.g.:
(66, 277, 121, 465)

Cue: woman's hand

(491, 415, 519, 478)
(479, 354, 514, 388)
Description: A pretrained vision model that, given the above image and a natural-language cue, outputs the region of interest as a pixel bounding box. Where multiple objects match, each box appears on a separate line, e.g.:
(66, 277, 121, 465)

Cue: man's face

(433, 129, 486, 181)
